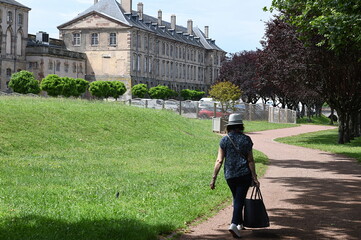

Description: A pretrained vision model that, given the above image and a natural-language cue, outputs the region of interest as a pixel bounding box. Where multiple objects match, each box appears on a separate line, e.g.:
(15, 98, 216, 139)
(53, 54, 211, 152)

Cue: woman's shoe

(228, 223, 241, 238)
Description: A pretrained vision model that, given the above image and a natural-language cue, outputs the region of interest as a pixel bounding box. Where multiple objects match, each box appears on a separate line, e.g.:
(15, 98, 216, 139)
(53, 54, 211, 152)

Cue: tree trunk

(330, 108, 334, 125)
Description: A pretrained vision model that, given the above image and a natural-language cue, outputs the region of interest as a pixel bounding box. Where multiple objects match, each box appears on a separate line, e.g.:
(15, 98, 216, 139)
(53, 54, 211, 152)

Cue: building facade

(0, 0, 30, 91)
(58, 0, 225, 97)
(26, 33, 86, 81)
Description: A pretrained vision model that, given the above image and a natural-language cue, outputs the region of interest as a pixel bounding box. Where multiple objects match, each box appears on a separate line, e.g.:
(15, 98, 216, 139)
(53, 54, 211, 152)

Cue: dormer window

(109, 33, 116, 46)
(7, 11, 13, 23)
(18, 13, 23, 25)
(73, 33, 81, 46)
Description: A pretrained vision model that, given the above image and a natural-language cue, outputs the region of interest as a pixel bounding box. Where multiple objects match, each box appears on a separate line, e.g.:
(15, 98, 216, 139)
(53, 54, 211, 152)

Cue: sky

(19, 0, 275, 54)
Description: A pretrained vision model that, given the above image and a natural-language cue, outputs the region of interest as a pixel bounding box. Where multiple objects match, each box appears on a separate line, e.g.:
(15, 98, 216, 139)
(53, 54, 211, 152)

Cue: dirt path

(178, 125, 361, 240)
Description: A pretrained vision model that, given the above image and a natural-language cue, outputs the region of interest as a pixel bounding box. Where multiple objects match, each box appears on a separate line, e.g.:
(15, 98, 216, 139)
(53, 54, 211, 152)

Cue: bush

(74, 78, 89, 97)
(61, 77, 78, 97)
(41, 75, 89, 97)
(131, 84, 148, 98)
(110, 81, 127, 100)
(149, 85, 173, 100)
(89, 81, 127, 99)
(180, 89, 205, 101)
(40, 74, 63, 97)
(9, 70, 40, 94)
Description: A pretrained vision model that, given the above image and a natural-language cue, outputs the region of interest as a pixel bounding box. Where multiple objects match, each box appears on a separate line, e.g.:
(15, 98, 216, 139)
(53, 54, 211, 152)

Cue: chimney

(171, 15, 176, 30)
(122, 0, 133, 14)
(204, 26, 209, 38)
(137, 2, 143, 20)
(158, 10, 162, 26)
(187, 19, 193, 35)
(94, 0, 98, 4)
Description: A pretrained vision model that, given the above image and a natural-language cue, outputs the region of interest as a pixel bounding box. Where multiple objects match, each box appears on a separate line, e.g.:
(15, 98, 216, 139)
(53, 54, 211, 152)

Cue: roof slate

(0, 0, 30, 9)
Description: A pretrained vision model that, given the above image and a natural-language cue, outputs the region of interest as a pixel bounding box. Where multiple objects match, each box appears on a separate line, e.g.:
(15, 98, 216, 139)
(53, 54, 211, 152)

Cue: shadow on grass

(0, 215, 172, 240)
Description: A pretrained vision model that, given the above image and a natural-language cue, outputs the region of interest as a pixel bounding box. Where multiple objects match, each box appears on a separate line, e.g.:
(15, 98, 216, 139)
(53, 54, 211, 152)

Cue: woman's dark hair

(226, 124, 244, 133)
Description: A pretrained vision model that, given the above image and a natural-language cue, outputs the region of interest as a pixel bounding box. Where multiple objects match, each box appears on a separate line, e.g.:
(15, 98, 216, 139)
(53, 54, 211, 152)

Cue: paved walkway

(179, 125, 361, 240)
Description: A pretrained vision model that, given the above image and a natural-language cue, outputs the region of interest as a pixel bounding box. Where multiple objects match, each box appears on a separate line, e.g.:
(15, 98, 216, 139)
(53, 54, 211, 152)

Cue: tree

(131, 84, 148, 98)
(109, 81, 127, 100)
(209, 81, 242, 113)
(40, 74, 63, 97)
(180, 89, 205, 101)
(270, 1, 361, 143)
(89, 81, 111, 99)
(218, 51, 261, 104)
(9, 70, 40, 94)
(61, 77, 78, 98)
(148, 85, 173, 100)
(74, 78, 89, 97)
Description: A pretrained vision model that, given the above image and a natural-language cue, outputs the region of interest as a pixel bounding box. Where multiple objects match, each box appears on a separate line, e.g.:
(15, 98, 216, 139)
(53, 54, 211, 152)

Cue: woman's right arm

(210, 147, 224, 190)
(247, 150, 260, 187)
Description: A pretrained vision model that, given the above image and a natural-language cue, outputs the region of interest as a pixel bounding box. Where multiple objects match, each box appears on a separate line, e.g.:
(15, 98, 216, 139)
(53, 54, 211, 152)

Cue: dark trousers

(226, 174, 252, 225)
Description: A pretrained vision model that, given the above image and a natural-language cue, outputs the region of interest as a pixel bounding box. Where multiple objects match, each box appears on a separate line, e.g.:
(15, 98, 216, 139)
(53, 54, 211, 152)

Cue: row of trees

(8, 71, 205, 101)
(131, 83, 205, 101)
(217, 1, 361, 144)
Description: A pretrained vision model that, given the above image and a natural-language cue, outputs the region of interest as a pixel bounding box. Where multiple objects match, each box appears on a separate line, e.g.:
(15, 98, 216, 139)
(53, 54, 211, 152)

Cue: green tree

(180, 89, 205, 101)
(270, 0, 361, 53)
(131, 84, 148, 98)
(40, 74, 63, 97)
(8, 70, 40, 94)
(209, 81, 242, 113)
(61, 77, 78, 97)
(109, 81, 127, 100)
(74, 78, 89, 97)
(148, 85, 173, 100)
(89, 81, 110, 99)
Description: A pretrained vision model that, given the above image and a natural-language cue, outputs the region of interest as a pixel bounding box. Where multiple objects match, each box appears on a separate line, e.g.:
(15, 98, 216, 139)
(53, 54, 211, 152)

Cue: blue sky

(20, 0, 274, 54)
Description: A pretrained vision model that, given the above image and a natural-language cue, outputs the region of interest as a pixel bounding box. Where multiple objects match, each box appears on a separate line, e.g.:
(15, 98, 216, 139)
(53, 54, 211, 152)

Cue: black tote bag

(244, 186, 270, 228)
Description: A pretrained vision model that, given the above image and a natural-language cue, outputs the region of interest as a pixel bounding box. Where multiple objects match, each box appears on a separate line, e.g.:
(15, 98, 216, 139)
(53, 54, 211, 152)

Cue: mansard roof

(58, 0, 224, 52)
(0, 0, 31, 10)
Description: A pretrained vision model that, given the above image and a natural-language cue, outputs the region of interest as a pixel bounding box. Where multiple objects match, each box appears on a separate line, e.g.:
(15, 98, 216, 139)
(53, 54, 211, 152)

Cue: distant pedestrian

(210, 113, 259, 238)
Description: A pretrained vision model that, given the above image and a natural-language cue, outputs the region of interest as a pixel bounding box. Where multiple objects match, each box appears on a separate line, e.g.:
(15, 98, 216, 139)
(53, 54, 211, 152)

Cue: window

(91, 33, 99, 46)
(64, 62, 69, 73)
(109, 33, 116, 45)
(28, 62, 38, 69)
(73, 33, 81, 46)
(48, 60, 53, 70)
(18, 13, 23, 25)
(7, 11, 13, 23)
(73, 63, 77, 73)
(0, 10, 2, 23)
(6, 68, 12, 77)
(56, 61, 61, 71)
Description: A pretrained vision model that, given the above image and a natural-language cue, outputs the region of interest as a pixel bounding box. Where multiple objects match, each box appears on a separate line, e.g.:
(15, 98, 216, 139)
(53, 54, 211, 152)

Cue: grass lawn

(0, 96, 294, 240)
(276, 129, 361, 163)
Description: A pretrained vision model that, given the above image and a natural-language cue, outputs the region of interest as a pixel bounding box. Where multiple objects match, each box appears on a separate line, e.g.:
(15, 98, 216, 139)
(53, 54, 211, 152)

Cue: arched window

(6, 28, 12, 54)
(0, 10, 2, 23)
(7, 11, 13, 23)
(18, 13, 23, 25)
(16, 31, 22, 56)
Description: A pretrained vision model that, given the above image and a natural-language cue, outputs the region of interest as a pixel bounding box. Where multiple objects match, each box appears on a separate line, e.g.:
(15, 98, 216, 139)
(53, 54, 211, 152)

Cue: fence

(127, 99, 297, 124)
(0, 92, 296, 124)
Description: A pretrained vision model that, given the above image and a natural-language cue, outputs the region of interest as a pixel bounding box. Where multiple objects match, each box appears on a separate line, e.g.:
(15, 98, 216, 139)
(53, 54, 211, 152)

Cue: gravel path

(178, 125, 361, 240)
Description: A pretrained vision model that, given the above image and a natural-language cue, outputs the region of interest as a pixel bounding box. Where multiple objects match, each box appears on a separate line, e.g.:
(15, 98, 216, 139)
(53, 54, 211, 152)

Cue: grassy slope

(0, 96, 294, 240)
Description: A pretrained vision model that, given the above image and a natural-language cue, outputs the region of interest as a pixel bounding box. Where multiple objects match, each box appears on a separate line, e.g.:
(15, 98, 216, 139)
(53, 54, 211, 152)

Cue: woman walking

(210, 113, 259, 238)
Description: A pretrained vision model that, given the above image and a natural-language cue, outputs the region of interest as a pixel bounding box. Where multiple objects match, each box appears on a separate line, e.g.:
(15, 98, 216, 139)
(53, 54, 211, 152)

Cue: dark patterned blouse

(220, 131, 253, 180)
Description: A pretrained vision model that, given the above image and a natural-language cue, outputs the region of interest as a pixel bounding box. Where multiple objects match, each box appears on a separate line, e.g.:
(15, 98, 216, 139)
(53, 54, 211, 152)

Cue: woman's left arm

(210, 147, 224, 190)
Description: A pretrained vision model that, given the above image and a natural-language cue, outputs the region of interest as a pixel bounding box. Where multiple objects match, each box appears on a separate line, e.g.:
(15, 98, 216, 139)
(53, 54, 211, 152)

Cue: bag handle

(249, 186, 264, 200)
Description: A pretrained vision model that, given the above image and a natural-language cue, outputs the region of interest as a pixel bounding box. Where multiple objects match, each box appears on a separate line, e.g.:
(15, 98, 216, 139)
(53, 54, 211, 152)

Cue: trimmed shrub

(180, 89, 205, 101)
(131, 84, 148, 98)
(110, 81, 127, 100)
(61, 77, 78, 97)
(9, 70, 40, 94)
(149, 85, 173, 100)
(74, 78, 89, 97)
(40, 74, 63, 97)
